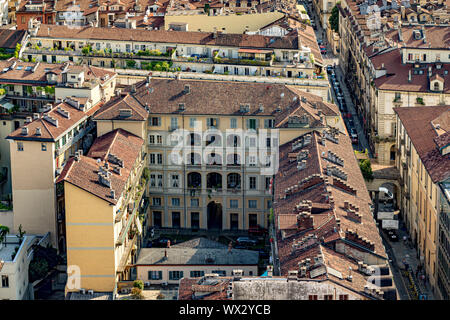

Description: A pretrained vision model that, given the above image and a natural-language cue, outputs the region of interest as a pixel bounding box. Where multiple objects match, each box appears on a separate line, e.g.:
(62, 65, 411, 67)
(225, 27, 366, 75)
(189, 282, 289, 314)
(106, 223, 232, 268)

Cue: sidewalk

(387, 223, 435, 300)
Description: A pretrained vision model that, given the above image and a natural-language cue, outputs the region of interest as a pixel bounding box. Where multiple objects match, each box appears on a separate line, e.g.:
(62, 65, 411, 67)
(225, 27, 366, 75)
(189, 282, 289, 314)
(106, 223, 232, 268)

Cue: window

(169, 271, 183, 280)
(17, 142, 24, 151)
(150, 117, 161, 127)
(157, 135, 162, 144)
(150, 154, 155, 164)
(230, 118, 237, 129)
(249, 214, 257, 227)
(190, 198, 199, 207)
(248, 137, 256, 148)
(170, 117, 178, 130)
(150, 174, 156, 187)
(230, 199, 238, 208)
(207, 118, 218, 128)
(172, 212, 181, 228)
(248, 200, 257, 208)
(153, 197, 161, 206)
(265, 177, 271, 190)
(308, 295, 318, 300)
(171, 174, 179, 188)
(157, 174, 163, 187)
(191, 212, 200, 229)
(324, 295, 333, 300)
(264, 119, 275, 128)
(249, 177, 257, 190)
(339, 294, 349, 300)
(171, 198, 180, 207)
(266, 137, 271, 147)
(157, 153, 163, 164)
(189, 117, 197, 128)
(190, 271, 205, 278)
(1, 275, 9, 288)
(248, 155, 257, 167)
(148, 271, 162, 280)
(248, 119, 257, 130)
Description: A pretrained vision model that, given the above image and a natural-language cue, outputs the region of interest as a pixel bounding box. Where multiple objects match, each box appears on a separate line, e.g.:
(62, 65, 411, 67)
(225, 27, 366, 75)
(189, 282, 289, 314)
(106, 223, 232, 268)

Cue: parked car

(152, 237, 171, 247)
(248, 225, 267, 237)
(236, 237, 258, 246)
(317, 39, 323, 46)
(320, 45, 327, 55)
(350, 128, 358, 144)
(326, 65, 333, 74)
(385, 229, 399, 242)
(347, 117, 354, 127)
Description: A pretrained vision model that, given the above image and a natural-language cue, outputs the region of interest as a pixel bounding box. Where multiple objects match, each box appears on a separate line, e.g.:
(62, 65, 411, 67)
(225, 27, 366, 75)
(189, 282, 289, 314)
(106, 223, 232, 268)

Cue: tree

(29, 258, 49, 283)
(329, 4, 340, 34)
(131, 287, 144, 299)
(0, 225, 9, 246)
(133, 280, 144, 290)
(359, 159, 374, 181)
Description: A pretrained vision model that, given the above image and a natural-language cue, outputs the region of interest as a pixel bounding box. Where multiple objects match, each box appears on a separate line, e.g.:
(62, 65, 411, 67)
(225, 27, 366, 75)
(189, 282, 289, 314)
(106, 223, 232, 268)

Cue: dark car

(350, 128, 358, 144)
(385, 229, 399, 242)
(326, 65, 333, 74)
(320, 45, 327, 55)
(348, 117, 354, 127)
(236, 237, 258, 246)
(152, 237, 171, 247)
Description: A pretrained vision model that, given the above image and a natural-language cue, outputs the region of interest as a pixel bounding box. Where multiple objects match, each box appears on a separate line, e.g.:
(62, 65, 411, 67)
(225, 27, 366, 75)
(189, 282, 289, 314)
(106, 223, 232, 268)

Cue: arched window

(187, 172, 201, 188)
(207, 173, 222, 189)
(227, 173, 241, 189)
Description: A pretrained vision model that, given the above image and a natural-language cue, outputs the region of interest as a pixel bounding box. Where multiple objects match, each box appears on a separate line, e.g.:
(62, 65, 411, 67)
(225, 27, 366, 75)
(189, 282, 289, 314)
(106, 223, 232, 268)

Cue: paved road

(303, 2, 372, 157)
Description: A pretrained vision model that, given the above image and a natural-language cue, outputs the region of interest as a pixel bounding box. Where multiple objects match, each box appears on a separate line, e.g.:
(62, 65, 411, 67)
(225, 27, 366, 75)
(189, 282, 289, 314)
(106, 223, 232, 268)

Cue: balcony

(116, 234, 137, 274)
(213, 55, 272, 67)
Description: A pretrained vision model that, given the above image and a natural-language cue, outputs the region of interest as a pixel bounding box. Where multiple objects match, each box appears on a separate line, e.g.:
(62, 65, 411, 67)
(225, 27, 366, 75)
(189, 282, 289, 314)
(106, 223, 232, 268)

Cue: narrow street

(302, 1, 372, 157)
(300, 1, 438, 300)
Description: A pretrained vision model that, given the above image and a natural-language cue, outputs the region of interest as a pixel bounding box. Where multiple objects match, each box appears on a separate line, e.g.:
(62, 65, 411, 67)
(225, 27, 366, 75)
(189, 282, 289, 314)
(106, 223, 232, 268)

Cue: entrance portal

(207, 201, 223, 230)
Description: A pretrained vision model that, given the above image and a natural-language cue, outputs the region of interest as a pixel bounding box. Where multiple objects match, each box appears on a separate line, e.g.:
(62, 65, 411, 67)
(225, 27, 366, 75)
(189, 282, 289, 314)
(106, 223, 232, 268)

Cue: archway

(207, 201, 223, 230)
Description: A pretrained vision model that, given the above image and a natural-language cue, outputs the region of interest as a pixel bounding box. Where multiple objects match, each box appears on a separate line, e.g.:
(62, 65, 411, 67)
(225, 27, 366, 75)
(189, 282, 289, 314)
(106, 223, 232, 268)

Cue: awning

(238, 49, 272, 54)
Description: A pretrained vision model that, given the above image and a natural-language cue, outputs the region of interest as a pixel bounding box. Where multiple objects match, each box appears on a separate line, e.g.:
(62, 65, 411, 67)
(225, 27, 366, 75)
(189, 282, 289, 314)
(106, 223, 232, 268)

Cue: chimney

(400, 5, 405, 19)
(21, 127, 28, 135)
(164, 249, 167, 258)
(35, 127, 41, 136)
(408, 70, 412, 82)
(110, 189, 115, 199)
(25, 116, 32, 123)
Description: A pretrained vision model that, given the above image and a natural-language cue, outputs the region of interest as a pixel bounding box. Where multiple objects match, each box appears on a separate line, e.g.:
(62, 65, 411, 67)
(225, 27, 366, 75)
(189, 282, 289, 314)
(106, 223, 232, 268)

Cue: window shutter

(264, 119, 269, 128)
(256, 119, 260, 129)
(246, 119, 250, 129)
(215, 118, 219, 128)
(148, 271, 152, 280)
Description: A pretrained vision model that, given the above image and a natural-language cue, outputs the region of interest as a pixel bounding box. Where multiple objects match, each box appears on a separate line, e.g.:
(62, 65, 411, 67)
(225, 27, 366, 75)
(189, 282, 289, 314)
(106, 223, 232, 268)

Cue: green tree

(131, 287, 144, 299)
(359, 159, 374, 181)
(329, 4, 340, 34)
(29, 258, 49, 282)
(126, 60, 136, 68)
(133, 280, 144, 290)
(0, 225, 9, 246)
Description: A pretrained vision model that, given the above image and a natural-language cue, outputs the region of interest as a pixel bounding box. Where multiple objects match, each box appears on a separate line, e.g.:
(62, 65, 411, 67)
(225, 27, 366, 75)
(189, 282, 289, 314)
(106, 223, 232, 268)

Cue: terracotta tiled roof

(372, 48, 450, 93)
(35, 24, 300, 50)
(57, 128, 144, 204)
(94, 93, 149, 121)
(273, 129, 389, 293)
(7, 100, 103, 141)
(0, 30, 26, 50)
(119, 78, 334, 123)
(394, 106, 450, 183)
(178, 277, 231, 300)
